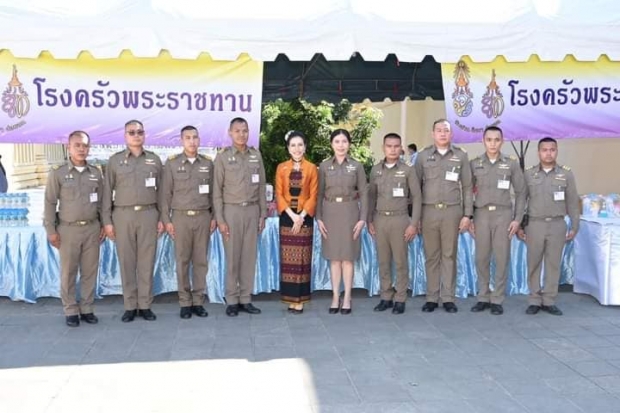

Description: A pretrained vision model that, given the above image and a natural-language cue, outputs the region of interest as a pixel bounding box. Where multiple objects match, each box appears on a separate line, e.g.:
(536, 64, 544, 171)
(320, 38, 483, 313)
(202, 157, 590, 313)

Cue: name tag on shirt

(497, 179, 510, 190)
(90, 193, 98, 203)
(392, 187, 405, 197)
(199, 184, 209, 194)
(145, 177, 156, 187)
(251, 173, 260, 183)
(554, 191, 565, 201)
(445, 171, 459, 182)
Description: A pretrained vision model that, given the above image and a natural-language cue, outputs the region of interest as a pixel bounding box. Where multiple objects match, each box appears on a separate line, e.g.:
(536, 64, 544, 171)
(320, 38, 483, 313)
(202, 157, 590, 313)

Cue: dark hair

(68, 130, 90, 144)
(383, 133, 402, 143)
(329, 128, 351, 143)
(229, 117, 248, 128)
(285, 131, 307, 147)
(181, 125, 198, 135)
(432, 118, 450, 130)
(124, 120, 143, 129)
(538, 136, 557, 149)
(407, 143, 417, 152)
(483, 126, 503, 138)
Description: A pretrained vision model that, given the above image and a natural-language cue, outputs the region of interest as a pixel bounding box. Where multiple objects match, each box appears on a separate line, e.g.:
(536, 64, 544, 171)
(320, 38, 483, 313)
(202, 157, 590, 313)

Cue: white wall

(368, 99, 620, 195)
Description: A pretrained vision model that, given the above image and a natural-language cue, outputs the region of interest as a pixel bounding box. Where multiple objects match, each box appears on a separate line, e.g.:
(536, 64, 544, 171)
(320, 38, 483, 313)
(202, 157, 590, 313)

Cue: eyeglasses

(126, 130, 145, 136)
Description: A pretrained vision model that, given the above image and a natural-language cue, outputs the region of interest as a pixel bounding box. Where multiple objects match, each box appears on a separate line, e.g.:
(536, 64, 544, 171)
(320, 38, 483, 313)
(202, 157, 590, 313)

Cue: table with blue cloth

(574, 217, 620, 305)
(0, 217, 574, 304)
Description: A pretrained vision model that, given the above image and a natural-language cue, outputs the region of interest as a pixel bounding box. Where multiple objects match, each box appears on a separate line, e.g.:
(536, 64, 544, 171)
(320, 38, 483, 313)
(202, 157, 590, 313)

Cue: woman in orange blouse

(275, 131, 319, 314)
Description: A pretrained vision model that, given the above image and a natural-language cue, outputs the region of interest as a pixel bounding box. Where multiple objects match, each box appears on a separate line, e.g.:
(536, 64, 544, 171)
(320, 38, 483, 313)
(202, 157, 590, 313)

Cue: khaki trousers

(525, 218, 567, 306)
(421, 204, 462, 303)
(473, 207, 513, 304)
(58, 221, 100, 316)
(223, 204, 259, 305)
(172, 211, 211, 306)
(374, 213, 411, 303)
(112, 207, 159, 310)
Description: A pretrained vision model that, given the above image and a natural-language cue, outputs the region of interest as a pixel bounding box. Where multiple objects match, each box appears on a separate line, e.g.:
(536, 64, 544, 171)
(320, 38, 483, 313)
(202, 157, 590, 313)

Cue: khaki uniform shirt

(415, 145, 474, 216)
(471, 152, 526, 223)
(43, 159, 103, 235)
(213, 146, 267, 223)
(159, 152, 214, 225)
(101, 149, 163, 226)
(368, 159, 422, 225)
(524, 163, 580, 233)
(315, 156, 368, 221)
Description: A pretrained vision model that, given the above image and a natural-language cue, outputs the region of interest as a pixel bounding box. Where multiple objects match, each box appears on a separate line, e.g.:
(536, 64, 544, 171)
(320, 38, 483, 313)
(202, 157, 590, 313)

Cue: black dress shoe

(191, 305, 209, 317)
(392, 302, 406, 314)
(289, 308, 304, 315)
(138, 309, 157, 321)
(422, 302, 438, 312)
(526, 305, 541, 315)
(541, 305, 563, 316)
(121, 309, 137, 323)
(65, 315, 79, 327)
(443, 302, 458, 313)
(226, 304, 239, 317)
(80, 313, 99, 324)
(239, 303, 261, 314)
(180, 306, 192, 319)
(374, 300, 394, 312)
(471, 302, 491, 312)
(490, 304, 504, 315)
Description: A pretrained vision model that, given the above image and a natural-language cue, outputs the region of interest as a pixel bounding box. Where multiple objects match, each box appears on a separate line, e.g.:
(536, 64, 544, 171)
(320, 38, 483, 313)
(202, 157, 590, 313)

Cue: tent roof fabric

(2, 0, 620, 62)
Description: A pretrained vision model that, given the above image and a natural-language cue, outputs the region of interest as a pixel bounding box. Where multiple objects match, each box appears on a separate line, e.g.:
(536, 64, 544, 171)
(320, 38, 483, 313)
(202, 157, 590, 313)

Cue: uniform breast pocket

(140, 166, 159, 187)
(174, 171, 191, 190)
(116, 167, 135, 187)
(248, 165, 261, 185)
(553, 178, 567, 188)
(60, 181, 79, 201)
(473, 167, 488, 186)
(422, 165, 440, 180)
(344, 170, 357, 186)
(528, 178, 544, 193)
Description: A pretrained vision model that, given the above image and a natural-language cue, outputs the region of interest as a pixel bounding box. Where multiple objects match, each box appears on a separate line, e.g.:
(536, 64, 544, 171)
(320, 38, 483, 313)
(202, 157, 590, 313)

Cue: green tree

(260, 98, 382, 182)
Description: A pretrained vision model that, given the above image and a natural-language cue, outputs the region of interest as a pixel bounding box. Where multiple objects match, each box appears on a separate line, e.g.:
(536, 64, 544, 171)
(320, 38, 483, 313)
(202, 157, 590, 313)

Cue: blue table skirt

(0, 218, 573, 304)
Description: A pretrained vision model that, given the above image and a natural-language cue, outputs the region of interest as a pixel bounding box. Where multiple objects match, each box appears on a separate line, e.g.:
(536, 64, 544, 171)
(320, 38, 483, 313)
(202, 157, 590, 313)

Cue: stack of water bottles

(0, 192, 30, 227)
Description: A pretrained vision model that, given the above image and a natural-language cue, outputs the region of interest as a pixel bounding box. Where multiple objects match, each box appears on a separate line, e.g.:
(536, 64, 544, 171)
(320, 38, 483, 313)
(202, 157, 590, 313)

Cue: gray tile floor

(1, 290, 619, 413)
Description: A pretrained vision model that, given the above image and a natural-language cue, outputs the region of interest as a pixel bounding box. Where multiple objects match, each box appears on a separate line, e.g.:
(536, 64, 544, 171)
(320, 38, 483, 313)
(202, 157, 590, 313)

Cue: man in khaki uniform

(518, 137, 579, 316)
(213, 117, 267, 317)
(102, 120, 164, 322)
(160, 125, 216, 319)
(415, 119, 473, 313)
(44, 131, 104, 327)
(369, 133, 422, 314)
(469, 126, 526, 315)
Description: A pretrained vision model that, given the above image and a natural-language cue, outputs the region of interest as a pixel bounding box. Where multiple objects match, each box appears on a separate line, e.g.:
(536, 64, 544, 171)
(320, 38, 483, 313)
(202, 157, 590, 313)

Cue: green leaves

(260, 98, 382, 181)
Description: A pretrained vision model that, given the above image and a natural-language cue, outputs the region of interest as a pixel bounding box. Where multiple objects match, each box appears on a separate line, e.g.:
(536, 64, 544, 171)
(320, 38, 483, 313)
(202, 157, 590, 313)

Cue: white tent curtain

(1, 0, 619, 61)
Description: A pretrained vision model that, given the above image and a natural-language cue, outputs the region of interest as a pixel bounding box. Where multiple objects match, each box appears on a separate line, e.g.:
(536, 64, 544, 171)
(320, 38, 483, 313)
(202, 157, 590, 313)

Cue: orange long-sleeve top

(275, 158, 319, 216)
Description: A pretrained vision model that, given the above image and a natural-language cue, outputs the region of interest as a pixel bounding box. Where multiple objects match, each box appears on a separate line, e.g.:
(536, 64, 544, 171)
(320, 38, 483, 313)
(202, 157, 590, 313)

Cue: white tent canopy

(2, 0, 620, 62)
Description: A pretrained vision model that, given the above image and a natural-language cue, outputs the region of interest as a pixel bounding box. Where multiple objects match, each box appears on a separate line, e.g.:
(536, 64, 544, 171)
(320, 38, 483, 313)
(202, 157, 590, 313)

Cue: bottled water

(0, 193, 30, 227)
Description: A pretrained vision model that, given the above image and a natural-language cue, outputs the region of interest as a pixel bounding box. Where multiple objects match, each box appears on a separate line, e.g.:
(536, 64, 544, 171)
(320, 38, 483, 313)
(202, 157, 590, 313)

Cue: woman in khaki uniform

(316, 129, 368, 314)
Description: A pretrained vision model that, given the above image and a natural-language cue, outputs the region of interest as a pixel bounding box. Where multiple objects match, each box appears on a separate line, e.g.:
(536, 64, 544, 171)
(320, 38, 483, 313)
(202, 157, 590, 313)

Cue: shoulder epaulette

(199, 153, 212, 161)
(51, 164, 60, 170)
(453, 145, 466, 153)
(561, 165, 571, 171)
(168, 154, 178, 161)
(526, 165, 536, 171)
(424, 145, 434, 151)
(509, 155, 518, 161)
(113, 149, 125, 156)
(144, 149, 155, 155)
